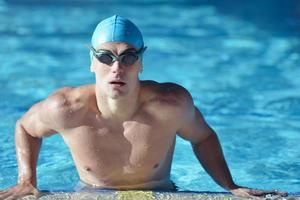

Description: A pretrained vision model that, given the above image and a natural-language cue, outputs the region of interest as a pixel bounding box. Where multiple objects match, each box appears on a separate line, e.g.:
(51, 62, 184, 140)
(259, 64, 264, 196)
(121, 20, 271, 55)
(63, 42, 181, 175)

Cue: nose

(110, 61, 124, 74)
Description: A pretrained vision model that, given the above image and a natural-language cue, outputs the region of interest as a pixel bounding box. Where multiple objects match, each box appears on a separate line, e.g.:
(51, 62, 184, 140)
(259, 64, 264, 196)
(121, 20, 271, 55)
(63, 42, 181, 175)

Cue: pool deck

(19, 191, 300, 200)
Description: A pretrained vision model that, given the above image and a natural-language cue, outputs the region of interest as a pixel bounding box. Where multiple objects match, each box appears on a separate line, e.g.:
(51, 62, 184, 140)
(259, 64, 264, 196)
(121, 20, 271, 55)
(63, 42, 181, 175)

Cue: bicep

(177, 106, 214, 144)
(17, 87, 74, 138)
(19, 100, 57, 138)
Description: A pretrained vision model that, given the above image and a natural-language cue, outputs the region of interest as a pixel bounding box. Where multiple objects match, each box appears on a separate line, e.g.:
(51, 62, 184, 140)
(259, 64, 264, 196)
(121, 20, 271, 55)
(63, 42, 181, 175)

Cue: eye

(121, 53, 138, 66)
(97, 54, 113, 65)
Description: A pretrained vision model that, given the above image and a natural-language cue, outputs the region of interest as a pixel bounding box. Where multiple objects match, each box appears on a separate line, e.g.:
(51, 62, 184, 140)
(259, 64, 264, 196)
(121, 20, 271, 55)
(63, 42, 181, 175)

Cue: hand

(230, 187, 288, 198)
(0, 183, 40, 200)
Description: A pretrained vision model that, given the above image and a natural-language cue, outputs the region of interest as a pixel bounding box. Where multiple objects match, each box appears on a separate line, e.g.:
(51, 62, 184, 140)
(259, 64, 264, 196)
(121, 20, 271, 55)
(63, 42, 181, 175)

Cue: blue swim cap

(91, 15, 144, 50)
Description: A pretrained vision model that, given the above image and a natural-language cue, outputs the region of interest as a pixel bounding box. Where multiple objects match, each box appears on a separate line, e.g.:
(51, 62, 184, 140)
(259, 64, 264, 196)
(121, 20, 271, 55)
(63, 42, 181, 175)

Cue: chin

(108, 90, 128, 99)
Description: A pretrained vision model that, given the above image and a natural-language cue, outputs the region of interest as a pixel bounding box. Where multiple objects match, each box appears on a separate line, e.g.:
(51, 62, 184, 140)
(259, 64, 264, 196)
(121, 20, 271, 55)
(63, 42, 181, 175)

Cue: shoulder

(141, 80, 193, 109)
(39, 85, 95, 129)
(45, 85, 91, 111)
(18, 85, 95, 137)
(140, 81, 195, 123)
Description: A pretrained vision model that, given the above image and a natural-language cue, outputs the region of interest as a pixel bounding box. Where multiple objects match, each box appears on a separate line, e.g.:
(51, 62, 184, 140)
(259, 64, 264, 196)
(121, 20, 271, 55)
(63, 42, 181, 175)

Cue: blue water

(0, 0, 299, 194)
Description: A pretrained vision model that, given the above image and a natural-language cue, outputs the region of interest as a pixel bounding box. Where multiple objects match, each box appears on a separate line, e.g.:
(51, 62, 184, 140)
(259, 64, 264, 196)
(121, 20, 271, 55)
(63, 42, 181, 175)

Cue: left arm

(176, 88, 287, 197)
(177, 106, 238, 191)
(192, 127, 237, 190)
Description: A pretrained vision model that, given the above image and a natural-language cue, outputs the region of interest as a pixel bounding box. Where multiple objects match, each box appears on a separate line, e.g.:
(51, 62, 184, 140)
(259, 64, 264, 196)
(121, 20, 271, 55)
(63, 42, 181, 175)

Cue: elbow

(16, 119, 24, 127)
(15, 119, 25, 132)
(15, 119, 39, 138)
(191, 130, 217, 147)
(15, 119, 28, 136)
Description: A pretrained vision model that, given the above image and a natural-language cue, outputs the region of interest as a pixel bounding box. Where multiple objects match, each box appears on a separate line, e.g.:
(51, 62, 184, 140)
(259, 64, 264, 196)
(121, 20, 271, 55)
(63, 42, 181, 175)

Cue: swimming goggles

(89, 46, 147, 66)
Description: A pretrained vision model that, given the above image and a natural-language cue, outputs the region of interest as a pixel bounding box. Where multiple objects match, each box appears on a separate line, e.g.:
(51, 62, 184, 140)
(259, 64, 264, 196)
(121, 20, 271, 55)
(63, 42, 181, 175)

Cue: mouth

(109, 81, 126, 87)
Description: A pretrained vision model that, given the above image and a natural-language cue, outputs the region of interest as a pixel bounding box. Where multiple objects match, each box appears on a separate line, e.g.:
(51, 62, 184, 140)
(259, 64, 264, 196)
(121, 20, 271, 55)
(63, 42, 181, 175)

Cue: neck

(95, 82, 141, 122)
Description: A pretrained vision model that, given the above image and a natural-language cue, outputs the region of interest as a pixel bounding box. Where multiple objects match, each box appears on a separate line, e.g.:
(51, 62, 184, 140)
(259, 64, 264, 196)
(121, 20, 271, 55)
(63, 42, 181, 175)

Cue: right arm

(0, 88, 72, 199)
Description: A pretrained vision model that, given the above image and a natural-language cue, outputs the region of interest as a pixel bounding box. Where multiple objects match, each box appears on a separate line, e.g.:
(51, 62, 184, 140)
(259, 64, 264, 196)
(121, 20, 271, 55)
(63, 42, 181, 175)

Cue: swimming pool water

(0, 0, 299, 194)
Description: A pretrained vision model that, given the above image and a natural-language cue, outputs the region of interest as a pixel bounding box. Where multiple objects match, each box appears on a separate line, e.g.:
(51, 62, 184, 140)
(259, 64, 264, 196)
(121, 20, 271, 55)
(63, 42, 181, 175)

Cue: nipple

(153, 163, 159, 169)
(84, 166, 91, 172)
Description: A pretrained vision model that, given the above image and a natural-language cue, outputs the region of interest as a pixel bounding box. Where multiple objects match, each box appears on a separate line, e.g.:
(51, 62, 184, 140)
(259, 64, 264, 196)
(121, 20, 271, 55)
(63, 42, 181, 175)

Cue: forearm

(15, 121, 42, 187)
(192, 132, 238, 190)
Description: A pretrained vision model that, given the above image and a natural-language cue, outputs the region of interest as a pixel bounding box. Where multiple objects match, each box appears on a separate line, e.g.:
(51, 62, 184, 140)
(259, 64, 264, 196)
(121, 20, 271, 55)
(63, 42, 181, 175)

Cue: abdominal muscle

(71, 139, 175, 190)
(74, 152, 174, 190)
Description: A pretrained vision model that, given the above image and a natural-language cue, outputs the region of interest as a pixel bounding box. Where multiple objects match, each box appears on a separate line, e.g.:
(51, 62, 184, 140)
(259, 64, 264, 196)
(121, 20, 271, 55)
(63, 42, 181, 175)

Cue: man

(0, 15, 286, 199)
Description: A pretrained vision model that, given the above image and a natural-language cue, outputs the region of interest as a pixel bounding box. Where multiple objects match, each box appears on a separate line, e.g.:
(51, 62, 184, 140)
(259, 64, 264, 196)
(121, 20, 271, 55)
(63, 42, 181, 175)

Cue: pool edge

(19, 191, 300, 200)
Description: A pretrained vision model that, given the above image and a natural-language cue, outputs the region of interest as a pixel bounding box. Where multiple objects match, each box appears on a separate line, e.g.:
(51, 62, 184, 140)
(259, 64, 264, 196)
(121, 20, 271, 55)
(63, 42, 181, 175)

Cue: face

(90, 42, 143, 99)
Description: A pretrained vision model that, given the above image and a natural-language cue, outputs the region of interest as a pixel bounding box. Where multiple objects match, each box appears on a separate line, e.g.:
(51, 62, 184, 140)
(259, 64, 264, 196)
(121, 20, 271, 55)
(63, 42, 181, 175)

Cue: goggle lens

(97, 54, 114, 65)
(120, 53, 138, 66)
(89, 46, 146, 66)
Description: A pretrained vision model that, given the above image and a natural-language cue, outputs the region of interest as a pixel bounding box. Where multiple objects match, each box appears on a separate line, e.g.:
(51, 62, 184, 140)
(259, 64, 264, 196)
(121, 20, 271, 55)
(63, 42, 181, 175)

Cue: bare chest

(61, 115, 176, 178)
(63, 118, 175, 156)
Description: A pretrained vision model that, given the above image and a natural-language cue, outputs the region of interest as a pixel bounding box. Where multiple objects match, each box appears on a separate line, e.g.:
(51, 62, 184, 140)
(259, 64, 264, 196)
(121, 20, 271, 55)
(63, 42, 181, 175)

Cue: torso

(56, 81, 186, 189)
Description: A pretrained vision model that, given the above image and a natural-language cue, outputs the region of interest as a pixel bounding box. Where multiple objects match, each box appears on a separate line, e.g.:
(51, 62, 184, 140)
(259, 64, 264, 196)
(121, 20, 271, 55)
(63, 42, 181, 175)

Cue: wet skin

(0, 42, 287, 199)
(40, 82, 185, 189)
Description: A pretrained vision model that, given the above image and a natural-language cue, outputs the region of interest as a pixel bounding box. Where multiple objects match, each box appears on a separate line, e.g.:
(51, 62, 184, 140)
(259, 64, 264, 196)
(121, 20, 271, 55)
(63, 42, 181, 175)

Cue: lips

(109, 81, 126, 87)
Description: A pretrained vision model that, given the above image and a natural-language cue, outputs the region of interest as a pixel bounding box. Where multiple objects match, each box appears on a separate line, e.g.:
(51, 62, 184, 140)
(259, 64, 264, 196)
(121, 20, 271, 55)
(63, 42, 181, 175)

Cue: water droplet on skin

(68, 110, 73, 117)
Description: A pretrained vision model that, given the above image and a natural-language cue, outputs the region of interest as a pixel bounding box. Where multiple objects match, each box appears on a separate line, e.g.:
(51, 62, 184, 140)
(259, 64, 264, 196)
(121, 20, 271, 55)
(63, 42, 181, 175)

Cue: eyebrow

(97, 48, 137, 55)
(121, 48, 136, 52)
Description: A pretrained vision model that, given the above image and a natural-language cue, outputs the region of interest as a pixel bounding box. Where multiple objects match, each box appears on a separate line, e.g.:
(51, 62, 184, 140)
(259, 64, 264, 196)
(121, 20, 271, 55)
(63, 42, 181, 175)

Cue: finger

(0, 192, 13, 200)
(0, 189, 8, 195)
(250, 189, 287, 197)
(232, 190, 251, 198)
(253, 192, 269, 196)
(250, 189, 275, 196)
(6, 195, 18, 200)
(12, 193, 32, 200)
(273, 190, 288, 197)
(33, 188, 41, 198)
(251, 196, 264, 200)
(263, 190, 285, 196)
(270, 190, 288, 197)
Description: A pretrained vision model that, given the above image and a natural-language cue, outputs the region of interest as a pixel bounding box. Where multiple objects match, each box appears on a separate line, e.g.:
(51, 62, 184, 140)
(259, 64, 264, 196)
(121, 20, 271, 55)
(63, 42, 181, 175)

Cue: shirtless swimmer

(0, 15, 287, 199)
